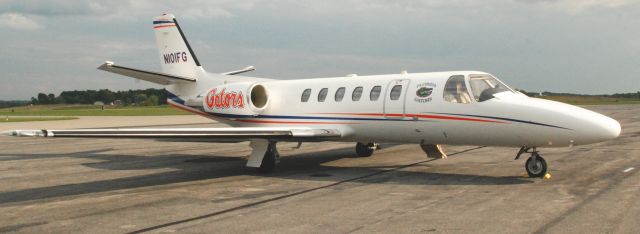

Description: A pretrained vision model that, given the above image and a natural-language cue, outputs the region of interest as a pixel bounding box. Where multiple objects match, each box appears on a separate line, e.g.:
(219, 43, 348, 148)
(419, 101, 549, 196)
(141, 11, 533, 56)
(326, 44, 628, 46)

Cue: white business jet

(4, 14, 621, 177)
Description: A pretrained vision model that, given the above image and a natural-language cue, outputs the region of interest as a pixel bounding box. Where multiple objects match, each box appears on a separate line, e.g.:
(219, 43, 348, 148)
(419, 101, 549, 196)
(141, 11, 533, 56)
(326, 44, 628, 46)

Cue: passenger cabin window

(301, 89, 312, 102)
(335, 87, 346, 102)
(443, 75, 472, 104)
(389, 85, 402, 100)
(352, 86, 363, 101)
(468, 74, 513, 102)
(370, 86, 382, 101)
(318, 88, 328, 102)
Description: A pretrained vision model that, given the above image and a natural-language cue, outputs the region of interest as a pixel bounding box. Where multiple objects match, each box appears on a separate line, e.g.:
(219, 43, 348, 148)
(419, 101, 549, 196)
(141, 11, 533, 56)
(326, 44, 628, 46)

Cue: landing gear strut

(259, 142, 280, 172)
(420, 144, 447, 159)
(355, 142, 376, 157)
(516, 146, 547, 178)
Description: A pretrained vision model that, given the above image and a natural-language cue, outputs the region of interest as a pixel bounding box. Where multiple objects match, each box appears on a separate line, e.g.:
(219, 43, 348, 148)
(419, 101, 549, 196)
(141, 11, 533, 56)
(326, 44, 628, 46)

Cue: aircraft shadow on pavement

(0, 146, 531, 204)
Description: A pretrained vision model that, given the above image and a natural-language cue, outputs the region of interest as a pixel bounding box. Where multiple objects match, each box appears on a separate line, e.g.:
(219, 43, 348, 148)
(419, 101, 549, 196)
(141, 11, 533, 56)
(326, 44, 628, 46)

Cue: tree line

(0, 100, 31, 108)
(30, 88, 168, 106)
(517, 90, 640, 99)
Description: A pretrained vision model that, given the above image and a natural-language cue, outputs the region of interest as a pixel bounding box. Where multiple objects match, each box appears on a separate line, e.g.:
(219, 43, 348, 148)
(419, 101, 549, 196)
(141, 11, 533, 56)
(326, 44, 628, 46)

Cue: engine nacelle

(202, 82, 269, 116)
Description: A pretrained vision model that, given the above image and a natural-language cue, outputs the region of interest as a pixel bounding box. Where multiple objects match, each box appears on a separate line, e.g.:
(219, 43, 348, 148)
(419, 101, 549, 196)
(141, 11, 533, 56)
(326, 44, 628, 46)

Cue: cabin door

(384, 79, 410, 118)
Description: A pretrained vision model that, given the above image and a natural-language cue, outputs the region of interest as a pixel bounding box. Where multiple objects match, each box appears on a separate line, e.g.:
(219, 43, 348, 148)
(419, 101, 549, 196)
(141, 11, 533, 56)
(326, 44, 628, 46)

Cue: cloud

(515, 0, 639, 13)
(0, 0, 636, 22)
(0, 0, 638, 99)
(0, 12, 42, 30)
(0, 0, 262, 20)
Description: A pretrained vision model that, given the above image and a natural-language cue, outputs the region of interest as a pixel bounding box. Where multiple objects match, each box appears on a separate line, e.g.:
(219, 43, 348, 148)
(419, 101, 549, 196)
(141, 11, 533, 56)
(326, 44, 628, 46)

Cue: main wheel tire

(355, 142, 374, 157)
(525, 153, 547, 178)
(258, 143, 279, 173)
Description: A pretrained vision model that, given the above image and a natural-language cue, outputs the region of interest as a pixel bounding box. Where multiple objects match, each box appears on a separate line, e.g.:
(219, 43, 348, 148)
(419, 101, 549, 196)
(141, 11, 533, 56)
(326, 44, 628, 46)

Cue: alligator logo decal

(415, 82, 436, 103)
(416, 87, 433, 98)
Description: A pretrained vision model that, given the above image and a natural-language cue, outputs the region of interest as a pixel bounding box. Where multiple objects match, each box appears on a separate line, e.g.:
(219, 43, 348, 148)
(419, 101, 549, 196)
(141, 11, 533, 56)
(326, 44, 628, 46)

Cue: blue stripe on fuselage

(153, 20, 174, 25)
(206, 112, 412, 122)
(165, 91, 186, 105)
(423, 112, 571, 130)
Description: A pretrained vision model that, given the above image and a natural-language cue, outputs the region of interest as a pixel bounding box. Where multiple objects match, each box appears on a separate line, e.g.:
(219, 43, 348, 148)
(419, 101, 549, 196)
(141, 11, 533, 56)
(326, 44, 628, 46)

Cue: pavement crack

(128, 146, 486, 233)
(0, 221, 48, 232)
(533, 164, 639, 234)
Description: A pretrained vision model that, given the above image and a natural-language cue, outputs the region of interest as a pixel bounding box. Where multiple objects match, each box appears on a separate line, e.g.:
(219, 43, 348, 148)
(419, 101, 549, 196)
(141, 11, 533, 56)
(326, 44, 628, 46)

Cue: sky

(1, 0, 639, 100)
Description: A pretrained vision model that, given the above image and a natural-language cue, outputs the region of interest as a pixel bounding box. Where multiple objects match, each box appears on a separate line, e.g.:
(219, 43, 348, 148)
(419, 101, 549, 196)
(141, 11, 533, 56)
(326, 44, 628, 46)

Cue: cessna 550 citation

(4, 14, 621, 177)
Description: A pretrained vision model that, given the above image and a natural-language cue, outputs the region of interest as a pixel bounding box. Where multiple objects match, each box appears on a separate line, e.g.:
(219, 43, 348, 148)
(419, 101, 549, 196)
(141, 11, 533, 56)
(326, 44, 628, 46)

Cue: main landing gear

(516, 146, 547, 178)
(259, 142, 280, 172)
(248, 140, 280, 173)
(355, 142, 377, 157)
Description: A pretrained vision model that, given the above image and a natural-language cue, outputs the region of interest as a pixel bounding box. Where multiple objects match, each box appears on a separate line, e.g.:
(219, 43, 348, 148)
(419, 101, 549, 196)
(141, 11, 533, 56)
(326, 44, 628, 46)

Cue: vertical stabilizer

(153, 13, 201, 78)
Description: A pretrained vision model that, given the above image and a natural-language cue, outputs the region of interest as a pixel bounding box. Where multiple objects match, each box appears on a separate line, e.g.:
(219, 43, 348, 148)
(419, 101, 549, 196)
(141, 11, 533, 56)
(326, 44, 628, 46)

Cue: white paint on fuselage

(169, 70, 621, 148)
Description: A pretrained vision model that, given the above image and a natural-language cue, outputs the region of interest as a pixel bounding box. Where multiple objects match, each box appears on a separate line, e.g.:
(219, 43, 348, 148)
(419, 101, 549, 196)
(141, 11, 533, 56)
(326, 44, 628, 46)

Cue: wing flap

(3, 127, 341, 141)
(98, 62, 196, 85)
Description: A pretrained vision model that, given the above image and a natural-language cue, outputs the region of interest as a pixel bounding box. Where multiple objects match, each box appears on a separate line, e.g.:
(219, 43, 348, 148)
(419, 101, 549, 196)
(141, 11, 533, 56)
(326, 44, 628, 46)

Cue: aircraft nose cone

(573, 111, 621, 144)
(519, 98, 621, 146)
(598, 116, 621, 140)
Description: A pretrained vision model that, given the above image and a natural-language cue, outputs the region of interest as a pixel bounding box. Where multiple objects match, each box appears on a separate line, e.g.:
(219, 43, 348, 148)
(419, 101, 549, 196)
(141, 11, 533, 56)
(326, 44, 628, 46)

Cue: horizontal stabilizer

(98, 61, 196, 85)
(222, 66, 255, 75)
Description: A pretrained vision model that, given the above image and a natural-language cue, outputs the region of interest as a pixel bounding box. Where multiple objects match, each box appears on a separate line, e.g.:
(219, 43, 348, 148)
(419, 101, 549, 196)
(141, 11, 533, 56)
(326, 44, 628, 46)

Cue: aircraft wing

(97, 62, 196, 85)
(2, 127, 342, 142)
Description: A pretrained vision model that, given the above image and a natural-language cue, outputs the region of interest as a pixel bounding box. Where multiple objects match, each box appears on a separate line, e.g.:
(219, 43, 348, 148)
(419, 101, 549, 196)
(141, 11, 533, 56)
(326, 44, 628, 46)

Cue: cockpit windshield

(468, 74, 514, 102)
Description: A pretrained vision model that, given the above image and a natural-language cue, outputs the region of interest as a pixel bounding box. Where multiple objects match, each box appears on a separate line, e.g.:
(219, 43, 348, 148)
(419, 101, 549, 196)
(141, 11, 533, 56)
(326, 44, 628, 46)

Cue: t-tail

(97, 13, 261, 108)
(153, 13, 202, 78)
(97, 13, 209, 101)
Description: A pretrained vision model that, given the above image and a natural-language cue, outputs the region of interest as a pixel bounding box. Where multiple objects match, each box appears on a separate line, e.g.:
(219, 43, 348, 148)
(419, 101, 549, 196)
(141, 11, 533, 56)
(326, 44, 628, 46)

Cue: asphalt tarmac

(0, 105, 638, 233)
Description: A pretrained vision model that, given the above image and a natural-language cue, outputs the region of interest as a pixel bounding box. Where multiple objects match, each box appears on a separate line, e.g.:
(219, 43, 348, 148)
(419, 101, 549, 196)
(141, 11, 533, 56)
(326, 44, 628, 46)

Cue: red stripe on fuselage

(235, 119, 358, 125)
(153, 24, 176, 29)
(312, 112, 507, 124)
(167, 100, 219, 121)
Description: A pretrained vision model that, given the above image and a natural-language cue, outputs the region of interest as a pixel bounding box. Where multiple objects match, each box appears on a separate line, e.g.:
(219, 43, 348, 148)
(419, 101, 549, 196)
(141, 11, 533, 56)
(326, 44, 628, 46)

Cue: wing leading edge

(3, 127, 342, 141)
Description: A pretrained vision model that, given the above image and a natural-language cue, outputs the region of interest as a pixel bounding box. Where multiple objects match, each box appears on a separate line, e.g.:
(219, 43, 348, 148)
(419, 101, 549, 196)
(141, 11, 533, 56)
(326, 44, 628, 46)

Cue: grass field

(0, 105, 192, 116)
(1, 116, 78, 123)
(537, 96, 640, 105)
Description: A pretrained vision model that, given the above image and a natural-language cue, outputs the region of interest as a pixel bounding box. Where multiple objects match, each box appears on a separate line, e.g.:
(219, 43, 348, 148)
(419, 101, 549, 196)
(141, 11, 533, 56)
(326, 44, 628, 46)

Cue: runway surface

(0, 105, 638, 233)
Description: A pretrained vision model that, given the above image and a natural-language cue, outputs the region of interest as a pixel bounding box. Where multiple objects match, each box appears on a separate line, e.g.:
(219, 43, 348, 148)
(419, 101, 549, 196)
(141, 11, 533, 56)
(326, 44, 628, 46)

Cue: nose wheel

(525, 153, 547, 177)
(516, 147, 548, 178)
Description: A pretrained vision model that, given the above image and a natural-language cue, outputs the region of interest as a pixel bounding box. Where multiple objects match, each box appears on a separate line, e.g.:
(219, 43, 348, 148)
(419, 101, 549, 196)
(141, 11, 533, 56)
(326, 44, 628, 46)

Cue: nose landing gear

(516, 146, 548, 178)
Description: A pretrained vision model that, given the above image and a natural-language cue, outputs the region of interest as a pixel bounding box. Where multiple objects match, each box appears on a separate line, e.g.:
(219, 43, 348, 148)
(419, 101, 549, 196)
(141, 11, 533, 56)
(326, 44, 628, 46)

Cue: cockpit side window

(468, 74, 513, 102)
(443, 75, 472, 104)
